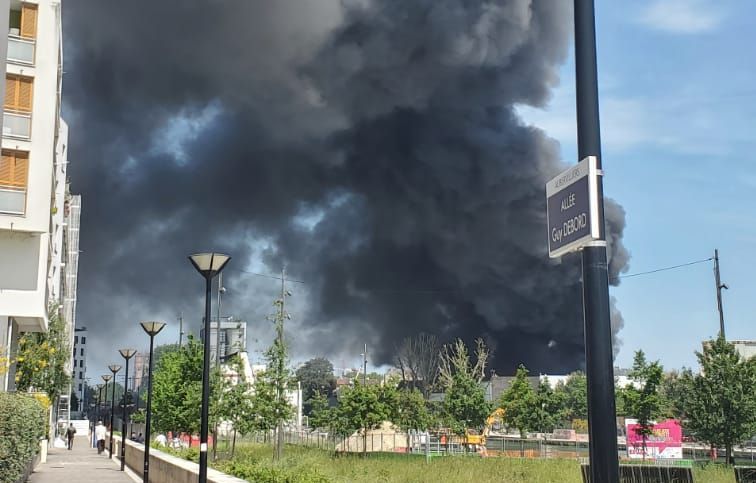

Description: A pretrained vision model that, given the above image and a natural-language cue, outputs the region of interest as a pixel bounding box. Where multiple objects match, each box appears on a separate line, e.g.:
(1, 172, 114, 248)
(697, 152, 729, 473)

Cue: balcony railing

(0, 186, 26, 215)
(7, 35, 35, 65)
(3, 110, 31, 139)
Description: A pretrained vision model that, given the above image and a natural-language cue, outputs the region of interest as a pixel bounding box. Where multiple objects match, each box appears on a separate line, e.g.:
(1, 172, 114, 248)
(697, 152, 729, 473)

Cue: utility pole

(574, 1, 620, 482)
(713, 249, 727, 339)
(364, 344, 368, 385)
(274, 267, 290, 461)
(178, 312, 184, 347)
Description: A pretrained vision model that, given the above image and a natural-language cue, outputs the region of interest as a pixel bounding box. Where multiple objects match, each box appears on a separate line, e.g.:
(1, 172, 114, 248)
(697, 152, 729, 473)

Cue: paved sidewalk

(28, 437, 136, 483)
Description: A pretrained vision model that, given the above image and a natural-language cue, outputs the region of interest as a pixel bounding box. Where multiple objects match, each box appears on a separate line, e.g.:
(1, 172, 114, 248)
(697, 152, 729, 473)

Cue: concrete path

(28, 437, 137, 483)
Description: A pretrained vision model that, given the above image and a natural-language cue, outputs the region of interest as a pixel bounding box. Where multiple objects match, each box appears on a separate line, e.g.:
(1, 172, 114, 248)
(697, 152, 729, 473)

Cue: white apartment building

(0, 0, 80, 392)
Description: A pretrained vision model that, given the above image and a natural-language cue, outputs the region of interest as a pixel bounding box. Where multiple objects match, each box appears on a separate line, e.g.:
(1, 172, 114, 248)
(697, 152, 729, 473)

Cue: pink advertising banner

(625, 419, 683, 459)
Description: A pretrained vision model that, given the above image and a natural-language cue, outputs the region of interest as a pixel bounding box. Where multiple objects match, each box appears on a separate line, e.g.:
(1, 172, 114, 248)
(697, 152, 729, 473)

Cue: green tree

(295, 358, 336, 416)
(556, 371, 588, 422)
(394, 388, 433, 432)
(333, 382, 391, 454)
(684, 337, 756, 464)
(308, 390, 331, 430)
(534, 377, 564, 433)
(151, 336, 220, 442)
(217, 357, 254, 457)
(660, 369, 694, 420)
(500, 365, 538, 437)
(15, 305, 70, 404)
(438, 339, 491, 435)
(622, 350, 665, 459)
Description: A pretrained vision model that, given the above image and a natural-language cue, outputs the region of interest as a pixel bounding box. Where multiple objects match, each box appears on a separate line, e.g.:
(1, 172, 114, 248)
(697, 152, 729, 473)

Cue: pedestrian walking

(66, 423, 77, 450)
(95, 420, 107, 454)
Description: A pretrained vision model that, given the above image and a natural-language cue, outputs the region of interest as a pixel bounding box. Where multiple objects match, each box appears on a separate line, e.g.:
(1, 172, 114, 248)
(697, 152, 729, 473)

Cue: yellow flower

(17, 356, 24, 362)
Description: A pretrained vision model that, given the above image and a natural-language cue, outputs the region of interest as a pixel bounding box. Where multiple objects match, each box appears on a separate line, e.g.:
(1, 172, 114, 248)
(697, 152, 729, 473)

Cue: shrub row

(0, 392, 46, 483)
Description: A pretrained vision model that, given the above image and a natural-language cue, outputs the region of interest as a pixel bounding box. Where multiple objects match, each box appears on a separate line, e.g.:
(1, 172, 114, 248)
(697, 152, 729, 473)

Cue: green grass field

(202, 443, 739, 483)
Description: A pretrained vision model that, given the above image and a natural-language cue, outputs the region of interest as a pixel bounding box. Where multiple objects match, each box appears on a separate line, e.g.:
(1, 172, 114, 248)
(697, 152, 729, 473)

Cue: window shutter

(5, 76, 18, 111)
(0, 150, 29, 189)
(0, 151, 12, 185)
(17, 77, 33, 111)
(20, 4, 37, 39)
(12, 151, 29, 188)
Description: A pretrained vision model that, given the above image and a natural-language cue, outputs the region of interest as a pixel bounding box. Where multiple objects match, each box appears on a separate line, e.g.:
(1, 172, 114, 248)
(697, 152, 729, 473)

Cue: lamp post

(108, 364, 121, 458)
(118, 349, 137, 471)
(188, 252, 231, 483)
(140, 321, 166, 483)
(101, 375, 112, 452)
(94, 384, 103, 448)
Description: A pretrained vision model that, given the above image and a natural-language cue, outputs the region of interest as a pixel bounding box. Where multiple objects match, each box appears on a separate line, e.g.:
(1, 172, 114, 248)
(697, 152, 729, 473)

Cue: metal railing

(7, 35, 35, 65)
(0, 186, 26, 215)
(3, 111, 32, 139)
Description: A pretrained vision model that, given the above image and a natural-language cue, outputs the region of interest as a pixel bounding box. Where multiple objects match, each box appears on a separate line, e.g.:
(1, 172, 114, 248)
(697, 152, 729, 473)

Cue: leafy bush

(0, 393, 46, 483)
(215, 459, 330, 483)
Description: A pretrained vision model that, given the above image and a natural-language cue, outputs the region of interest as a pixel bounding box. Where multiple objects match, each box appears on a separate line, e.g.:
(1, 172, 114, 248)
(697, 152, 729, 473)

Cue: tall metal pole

(714, 249, 726, 339)
(199, 276, 212, 483)
(362, 344, 367, 386)
(212, 274, 223, 462)
(275, 269, 286, 461)
(144, 335, 155, 483)
(178, 312, 184, 348)
(108, 365, 121, 458)
(95, 385, 103, 448)
(574, 1, 619, 482)
(121, 360, 130, 471)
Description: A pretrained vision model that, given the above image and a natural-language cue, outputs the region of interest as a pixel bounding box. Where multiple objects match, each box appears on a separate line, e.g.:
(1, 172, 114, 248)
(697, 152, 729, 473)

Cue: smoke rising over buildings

(63, 0, 628, 374)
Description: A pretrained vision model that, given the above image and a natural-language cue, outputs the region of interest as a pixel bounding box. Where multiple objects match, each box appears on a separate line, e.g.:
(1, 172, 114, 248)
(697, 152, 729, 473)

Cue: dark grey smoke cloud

(63, 0, 629, 375)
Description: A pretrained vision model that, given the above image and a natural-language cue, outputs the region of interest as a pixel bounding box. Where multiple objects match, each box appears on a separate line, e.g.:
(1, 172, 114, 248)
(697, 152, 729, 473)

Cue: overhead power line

(610, 257, 713, 283)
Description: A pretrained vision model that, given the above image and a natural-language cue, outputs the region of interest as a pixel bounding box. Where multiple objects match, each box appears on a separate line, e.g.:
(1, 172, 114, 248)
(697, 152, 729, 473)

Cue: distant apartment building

(701, 339, 756, 363)
(0, 0, 81, 392)
(72, 326, 86, 410)
(200, 317, 248, 365)
(731, 340, 756, 361)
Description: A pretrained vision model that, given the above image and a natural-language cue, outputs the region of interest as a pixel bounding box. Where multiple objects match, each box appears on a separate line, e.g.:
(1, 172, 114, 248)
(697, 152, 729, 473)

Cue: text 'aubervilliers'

(551, 191, 587, 244)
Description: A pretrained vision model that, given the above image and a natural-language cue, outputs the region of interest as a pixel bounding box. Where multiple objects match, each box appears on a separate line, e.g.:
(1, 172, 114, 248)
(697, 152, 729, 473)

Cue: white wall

(0, 231, 47, 329)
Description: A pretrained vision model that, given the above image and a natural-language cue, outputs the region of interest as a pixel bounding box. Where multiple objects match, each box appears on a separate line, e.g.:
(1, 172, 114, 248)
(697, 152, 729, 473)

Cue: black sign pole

(574, 1, 619, 482)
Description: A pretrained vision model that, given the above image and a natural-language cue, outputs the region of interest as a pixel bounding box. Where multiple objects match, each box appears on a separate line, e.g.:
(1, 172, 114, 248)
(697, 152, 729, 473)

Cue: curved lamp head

(188, 253, 231, 279)
(108, 364, 122, 374)
(118, 348, 137, 360)
(140, 321, 166, 337)
(102, 374, 112, 383)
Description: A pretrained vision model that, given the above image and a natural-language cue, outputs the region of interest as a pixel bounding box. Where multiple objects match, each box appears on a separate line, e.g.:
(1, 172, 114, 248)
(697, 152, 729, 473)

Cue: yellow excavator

(464, 408, 506, 448)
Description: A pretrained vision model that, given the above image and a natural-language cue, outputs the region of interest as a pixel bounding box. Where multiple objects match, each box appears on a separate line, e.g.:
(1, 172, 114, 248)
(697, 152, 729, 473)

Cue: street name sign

(546, 156, 601, 258)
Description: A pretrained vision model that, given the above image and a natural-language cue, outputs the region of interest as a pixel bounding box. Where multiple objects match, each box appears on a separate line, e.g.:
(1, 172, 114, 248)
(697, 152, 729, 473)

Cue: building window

(80, 348, 84, 357)
(80, 360, 84, 368)
(78, 384, 82, 392)
(82, 336, 86, 344)
(0, 149, 29, 194)
(5, 75, 34, 113)
(79, 371, 82, 379)
(9, 4, 38, 39)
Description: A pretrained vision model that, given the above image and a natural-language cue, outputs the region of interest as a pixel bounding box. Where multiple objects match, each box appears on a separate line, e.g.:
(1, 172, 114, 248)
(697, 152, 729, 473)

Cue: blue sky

(518, 0, 755, 371)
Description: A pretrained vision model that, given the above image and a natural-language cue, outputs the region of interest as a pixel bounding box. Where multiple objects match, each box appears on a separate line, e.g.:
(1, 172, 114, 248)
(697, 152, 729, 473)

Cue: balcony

(7, 34, 35, 65)
(0, 185, 26, 214)
(3, 110, 31, 139)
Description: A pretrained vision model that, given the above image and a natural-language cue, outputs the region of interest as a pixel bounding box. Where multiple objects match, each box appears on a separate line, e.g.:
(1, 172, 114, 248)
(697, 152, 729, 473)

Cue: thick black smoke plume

(63, 0, 628, 374)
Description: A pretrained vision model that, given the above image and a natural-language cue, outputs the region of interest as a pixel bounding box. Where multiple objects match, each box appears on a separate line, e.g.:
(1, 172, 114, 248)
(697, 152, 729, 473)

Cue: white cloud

(639, 0, 724, 34)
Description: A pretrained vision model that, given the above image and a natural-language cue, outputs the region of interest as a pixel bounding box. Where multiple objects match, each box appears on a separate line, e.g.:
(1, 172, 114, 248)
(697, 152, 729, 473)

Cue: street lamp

(140, 321, 166, 483)
(188, 252, 231, 483)
(101, 375, 112, 451)
(108, 364, 121, 458)
(118, 348, 137, 471)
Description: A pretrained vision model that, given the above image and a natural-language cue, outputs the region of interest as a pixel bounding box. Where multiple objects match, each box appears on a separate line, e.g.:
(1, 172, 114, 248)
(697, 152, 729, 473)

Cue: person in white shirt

(94, 421, 107, 454)
(155, 433, 168, 446)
